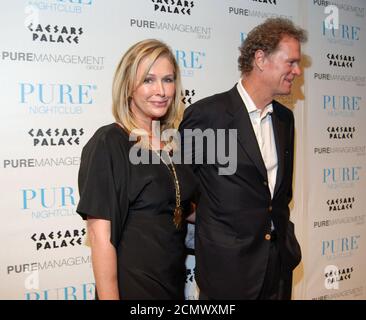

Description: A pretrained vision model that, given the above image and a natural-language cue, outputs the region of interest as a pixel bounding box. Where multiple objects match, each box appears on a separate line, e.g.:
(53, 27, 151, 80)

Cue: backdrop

(0, 0, 365, 300)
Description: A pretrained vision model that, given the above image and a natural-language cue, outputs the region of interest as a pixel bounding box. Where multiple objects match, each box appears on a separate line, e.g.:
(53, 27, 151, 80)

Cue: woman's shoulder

(88, 123, 129, 144)
(94, 123, 128, 139)
(82, 123, 130, 155)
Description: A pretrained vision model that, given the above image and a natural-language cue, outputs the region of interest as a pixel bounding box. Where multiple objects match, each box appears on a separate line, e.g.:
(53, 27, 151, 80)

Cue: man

(179, 18, 307, 300)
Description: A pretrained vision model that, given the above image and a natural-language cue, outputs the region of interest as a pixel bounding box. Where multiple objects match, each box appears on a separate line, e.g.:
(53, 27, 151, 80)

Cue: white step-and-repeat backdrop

(0, 0, 365, 300)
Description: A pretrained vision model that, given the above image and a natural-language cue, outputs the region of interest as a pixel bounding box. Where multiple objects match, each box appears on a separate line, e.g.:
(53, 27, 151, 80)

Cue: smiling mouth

(150, 100, 169, 107)
(285, 79, 293, 85)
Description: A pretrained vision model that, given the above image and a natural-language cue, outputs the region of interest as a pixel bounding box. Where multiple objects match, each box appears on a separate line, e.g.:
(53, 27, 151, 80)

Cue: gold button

(268, 206, 273, 212)
(263, 181, 268, 186)
(265, 234, 271, 241)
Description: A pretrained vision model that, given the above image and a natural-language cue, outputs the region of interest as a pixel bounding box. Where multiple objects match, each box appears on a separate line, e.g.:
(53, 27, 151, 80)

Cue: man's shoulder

(273, 99, 294, 120)
(186, 87, 235, 115)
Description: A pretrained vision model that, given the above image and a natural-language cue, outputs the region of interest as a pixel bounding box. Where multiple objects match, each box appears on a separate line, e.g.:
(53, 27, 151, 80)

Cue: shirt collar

(236, 79, 273, 116)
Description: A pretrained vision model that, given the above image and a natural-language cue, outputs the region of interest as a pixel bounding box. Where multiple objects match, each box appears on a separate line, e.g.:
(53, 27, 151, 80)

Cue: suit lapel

(272, 102, 286, 197)
(226, 87, 267, 180)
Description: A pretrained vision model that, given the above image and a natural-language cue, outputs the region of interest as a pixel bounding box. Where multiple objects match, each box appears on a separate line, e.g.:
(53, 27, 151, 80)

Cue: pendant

(173, 206, 183, 229)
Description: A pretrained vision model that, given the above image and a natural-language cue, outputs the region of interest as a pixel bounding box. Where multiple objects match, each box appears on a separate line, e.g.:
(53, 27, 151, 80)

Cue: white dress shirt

(236, 80, 278, 199)
(237, 80, 278, 231)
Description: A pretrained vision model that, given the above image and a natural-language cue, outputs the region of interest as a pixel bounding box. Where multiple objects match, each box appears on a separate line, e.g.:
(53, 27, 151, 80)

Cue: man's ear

(254, 49, 266, 72)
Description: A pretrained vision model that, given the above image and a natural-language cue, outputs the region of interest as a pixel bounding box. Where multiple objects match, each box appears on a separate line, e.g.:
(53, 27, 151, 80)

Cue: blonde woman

(77, 39, 197, 300)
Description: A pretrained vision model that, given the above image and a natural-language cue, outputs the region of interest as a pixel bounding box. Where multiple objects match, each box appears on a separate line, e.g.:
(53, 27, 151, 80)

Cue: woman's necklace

(152, 148, 183, 229)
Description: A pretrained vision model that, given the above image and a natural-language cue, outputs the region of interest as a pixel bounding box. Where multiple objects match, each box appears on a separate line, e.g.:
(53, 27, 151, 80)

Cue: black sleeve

(76, 130, 129, 248)
(179, 103, 211, 171)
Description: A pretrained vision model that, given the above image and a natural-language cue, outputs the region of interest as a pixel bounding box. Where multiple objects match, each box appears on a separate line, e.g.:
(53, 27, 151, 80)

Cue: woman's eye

(143, 78, 154, 84)
(164, 77, 174, 83)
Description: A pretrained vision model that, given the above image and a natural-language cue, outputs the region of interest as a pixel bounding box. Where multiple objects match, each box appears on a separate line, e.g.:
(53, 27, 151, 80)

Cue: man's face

(262, 36, 302, 96)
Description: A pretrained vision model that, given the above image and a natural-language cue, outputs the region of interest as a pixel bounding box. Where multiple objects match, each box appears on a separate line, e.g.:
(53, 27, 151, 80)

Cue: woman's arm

(87, 217, 120, 300)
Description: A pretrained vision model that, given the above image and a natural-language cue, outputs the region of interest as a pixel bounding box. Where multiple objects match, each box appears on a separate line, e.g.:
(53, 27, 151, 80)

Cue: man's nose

(292, 63, 301, 76)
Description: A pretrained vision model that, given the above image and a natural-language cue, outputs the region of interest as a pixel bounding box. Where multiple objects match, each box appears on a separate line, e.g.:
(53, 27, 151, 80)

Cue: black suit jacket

(179, 85, 301, 299)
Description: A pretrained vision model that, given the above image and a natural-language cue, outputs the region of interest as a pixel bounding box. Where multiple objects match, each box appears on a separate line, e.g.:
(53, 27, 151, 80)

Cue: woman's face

(130, 55, 176, 129)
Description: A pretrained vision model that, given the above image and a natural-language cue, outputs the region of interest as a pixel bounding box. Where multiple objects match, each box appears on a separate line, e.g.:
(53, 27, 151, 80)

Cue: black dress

(76, 123, 198, 299)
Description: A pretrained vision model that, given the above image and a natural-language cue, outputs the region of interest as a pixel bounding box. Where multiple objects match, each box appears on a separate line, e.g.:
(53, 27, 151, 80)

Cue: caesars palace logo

(28, 128, 84, 146)
(27, 23, 84, 44)
(327, 126, 355, 139)
(251, 0, 277, 4)
(327, 197, 355, 212)
(182, 89, 196, 106)
(186, 268, 195, 283)
(327, 53, 355, 68)
(31, 228, 86, 251)
(325, 266, 354, 284)
(151, 0, 195, 15)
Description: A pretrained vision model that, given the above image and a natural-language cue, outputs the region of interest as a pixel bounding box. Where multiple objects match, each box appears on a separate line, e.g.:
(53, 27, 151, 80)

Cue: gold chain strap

(152, 149, 183, 229)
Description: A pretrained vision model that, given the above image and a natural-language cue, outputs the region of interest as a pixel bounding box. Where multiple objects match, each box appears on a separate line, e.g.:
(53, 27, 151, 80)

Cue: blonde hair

(112, 39, 183, 137)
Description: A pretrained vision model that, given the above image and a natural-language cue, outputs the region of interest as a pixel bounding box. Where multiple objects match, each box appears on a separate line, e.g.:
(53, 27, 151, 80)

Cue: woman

(77, 39, 197, 300)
